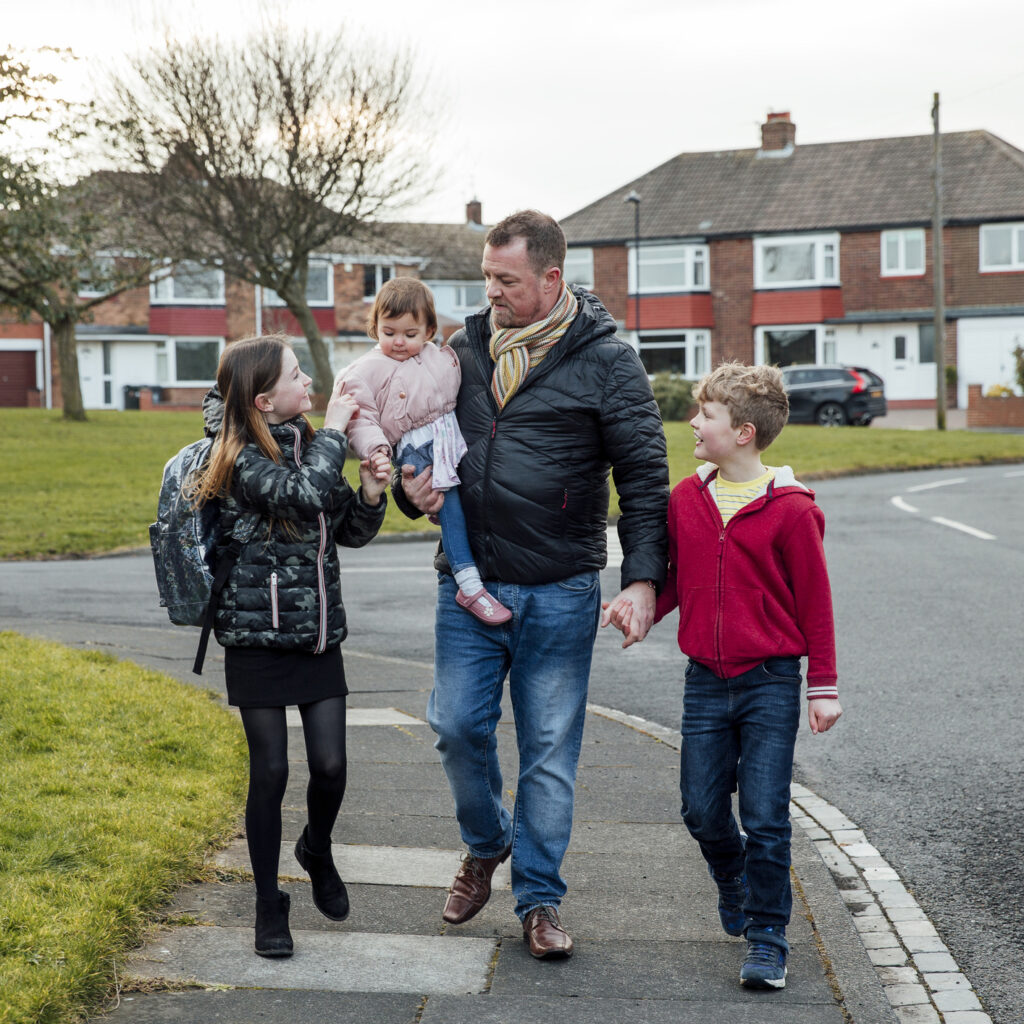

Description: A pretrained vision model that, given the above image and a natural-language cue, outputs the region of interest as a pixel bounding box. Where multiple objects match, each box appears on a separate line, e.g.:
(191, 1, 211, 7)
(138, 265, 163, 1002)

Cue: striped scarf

(489, 284, 578, 410)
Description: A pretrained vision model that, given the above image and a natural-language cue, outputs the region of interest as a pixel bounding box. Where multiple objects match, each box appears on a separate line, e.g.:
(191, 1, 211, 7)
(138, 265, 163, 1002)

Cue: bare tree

(100, 24, 432, 396)
(0, 50, 158, 421)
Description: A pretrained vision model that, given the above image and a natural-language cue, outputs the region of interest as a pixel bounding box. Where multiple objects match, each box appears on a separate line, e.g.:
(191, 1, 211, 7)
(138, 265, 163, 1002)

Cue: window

(754, 234, 839, 289)
(453, 284, 486, 310)
(265, 259, 333, 307)
(151, 261, 225, 304)
(637, 332, 710, 378)
(629, 244, 708, 294)
(881, 229, 925, 277)
(156, 338, 222, 384)
(980, 223, 1024, 272)
(363, 263, 393, 299)
(564, 248, 594, 289)
(761, 328, 817, 366)
(78, 255, 117, 297)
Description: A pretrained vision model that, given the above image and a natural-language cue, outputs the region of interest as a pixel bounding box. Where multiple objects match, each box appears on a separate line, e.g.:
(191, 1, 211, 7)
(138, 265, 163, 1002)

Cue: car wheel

(816, 401, 847, 427)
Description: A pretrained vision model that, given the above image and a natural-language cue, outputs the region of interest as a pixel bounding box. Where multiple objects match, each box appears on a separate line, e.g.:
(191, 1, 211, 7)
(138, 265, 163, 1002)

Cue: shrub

(651, 373, 695, 422)
(1013, 344, 1024, 394)
(984, 383, 1015, 398)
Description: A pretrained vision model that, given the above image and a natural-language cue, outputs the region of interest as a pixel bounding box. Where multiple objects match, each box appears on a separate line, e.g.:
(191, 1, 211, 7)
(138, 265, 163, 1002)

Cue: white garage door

(956, 317, 1024, 408)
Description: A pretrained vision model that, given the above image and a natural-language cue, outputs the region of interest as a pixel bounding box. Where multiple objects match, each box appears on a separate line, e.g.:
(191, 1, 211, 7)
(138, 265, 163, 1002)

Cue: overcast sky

(8, 0, 1024, 224)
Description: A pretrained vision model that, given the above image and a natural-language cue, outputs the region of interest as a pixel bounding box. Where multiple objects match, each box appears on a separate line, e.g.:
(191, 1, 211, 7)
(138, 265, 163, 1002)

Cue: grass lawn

(0, 632, 247, 1024)
(3, 407, 1024, 559)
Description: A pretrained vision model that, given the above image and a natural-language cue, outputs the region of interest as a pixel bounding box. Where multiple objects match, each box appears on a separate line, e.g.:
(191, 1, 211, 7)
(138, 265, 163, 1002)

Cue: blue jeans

(428, 571, 601, 919)
(679, 657, 802, 931)
(396, 439, 474, 574)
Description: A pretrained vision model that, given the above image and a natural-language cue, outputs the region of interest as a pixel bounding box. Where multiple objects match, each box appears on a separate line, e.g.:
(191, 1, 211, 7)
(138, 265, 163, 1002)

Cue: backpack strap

(192, 512, 262, 676)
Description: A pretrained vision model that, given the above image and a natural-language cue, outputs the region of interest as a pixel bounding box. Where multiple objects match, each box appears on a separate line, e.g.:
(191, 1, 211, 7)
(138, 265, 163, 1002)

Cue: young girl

(336, 277, 510, 624)
(187, 334, 390, 958)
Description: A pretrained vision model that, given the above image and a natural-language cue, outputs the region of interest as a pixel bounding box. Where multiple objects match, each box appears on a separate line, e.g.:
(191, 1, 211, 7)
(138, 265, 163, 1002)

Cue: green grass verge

(3, 408, 1024, 559)
(0, 633, 247, 1024)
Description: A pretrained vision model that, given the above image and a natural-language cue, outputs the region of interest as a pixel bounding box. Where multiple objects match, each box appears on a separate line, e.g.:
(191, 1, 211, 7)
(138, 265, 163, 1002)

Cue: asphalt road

(1, 461, 1021, 1022)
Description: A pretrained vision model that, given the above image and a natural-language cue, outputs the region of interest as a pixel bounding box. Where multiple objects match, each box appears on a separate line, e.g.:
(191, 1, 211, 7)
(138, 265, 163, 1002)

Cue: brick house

(561, 112, 1024, 407)
(0, 203, 488, 411)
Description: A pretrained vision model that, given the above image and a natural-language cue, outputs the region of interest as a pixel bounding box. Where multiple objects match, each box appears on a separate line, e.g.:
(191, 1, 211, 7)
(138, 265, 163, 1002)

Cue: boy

(654, 362, 842, 989)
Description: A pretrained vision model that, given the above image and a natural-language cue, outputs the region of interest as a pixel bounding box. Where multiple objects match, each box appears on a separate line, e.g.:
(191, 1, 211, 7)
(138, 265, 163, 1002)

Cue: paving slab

(125, 927, 496, 994)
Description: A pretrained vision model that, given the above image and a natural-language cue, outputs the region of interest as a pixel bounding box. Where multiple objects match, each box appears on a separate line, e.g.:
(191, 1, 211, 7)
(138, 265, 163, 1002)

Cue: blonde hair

(187, 335, 314, 507)
(695, 361, 789, 450)
(366, 277, 438, 340)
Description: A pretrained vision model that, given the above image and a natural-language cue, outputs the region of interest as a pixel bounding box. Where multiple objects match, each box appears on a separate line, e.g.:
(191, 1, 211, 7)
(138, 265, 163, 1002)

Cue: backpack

(149, 438, 260, 674)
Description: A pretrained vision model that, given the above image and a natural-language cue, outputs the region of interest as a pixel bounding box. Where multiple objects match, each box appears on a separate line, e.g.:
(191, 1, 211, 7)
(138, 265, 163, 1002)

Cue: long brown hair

(187, 335, 314, 507)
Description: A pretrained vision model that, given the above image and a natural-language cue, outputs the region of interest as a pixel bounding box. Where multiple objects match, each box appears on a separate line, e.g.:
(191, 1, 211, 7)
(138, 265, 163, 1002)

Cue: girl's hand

(324, 380, 359, 432)
(359, 452, 390, 505)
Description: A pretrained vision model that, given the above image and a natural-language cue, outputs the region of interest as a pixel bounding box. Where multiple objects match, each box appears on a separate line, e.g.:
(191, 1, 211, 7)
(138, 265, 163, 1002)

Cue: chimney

(761, 111, 796, 152)
(466, 199, 482, 226)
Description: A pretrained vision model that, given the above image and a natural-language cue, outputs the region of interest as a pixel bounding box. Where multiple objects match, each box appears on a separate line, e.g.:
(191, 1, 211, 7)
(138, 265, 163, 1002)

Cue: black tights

(239, 696, 347, 898)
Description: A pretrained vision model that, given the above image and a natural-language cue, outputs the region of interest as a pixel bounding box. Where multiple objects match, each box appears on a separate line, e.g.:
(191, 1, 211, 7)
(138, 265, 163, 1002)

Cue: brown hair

(485, 210, 566, 276)
(187, 334, 314, 506)
(366, 277, 438, 341)
(695, 361, 790, 450)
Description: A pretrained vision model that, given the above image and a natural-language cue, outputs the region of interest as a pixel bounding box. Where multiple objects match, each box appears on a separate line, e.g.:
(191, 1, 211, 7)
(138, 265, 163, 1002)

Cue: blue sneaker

(708, 863, 748, 937)
(740, 926, 788, 989)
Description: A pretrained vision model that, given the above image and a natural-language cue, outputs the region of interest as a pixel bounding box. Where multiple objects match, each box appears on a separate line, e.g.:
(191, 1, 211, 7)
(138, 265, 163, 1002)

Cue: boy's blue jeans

(680, 656, 802, 931)
(428, 571, 600, 919)
(395, 439, 474, 574)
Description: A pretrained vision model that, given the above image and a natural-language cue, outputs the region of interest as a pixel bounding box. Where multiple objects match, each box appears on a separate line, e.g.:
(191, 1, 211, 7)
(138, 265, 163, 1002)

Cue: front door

(77, 341, 114, 409)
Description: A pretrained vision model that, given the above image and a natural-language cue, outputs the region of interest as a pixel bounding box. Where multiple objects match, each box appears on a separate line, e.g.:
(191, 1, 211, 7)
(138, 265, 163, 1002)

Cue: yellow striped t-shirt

(714, 468, 776, 525)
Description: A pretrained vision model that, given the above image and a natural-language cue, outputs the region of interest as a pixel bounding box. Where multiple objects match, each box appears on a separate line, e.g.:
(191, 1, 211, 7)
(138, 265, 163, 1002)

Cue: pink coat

(335, 342, 461, 459)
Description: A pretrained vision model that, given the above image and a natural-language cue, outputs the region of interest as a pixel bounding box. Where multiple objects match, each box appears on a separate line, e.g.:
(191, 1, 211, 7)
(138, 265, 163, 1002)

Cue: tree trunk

(53, 316, 86, 422)
(288, 298, 333, 399)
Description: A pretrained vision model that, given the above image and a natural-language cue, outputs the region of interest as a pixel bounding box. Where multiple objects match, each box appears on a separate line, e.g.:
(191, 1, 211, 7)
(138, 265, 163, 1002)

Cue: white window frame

(754, 233, 840, 290)
(452, 283, 486, 312)
(979, 222, 1024, 272)
(264, 258, 334, 307)
(754, 324, 833, 366)
(628, 243, 709, 294)
(78, 254, 118, 298)
(636, 329, 710, 380)
(363, 263, 394, 301)
(150, 261, 225, 305)
(156, 337, 224, 386)
(564, 247, 594, 290)
(881, 229, 926, 277)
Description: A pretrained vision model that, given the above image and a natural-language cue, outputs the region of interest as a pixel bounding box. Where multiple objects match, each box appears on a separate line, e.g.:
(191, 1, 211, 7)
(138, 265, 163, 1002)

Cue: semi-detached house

(560, 112, 1024, 408)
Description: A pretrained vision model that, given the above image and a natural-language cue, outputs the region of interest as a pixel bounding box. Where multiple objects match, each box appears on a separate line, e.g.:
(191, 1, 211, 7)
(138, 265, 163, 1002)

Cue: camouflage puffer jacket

(203, 391, 386, 652)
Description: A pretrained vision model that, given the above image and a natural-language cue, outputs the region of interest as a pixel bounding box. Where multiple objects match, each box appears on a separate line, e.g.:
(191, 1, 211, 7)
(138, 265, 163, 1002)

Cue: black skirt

(224, 644, 347, 708)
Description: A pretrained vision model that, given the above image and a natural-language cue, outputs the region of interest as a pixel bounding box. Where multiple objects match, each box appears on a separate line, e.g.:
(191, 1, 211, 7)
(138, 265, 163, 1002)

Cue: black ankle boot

(254, 889, 293, 957)
(294, 825, 349, 921)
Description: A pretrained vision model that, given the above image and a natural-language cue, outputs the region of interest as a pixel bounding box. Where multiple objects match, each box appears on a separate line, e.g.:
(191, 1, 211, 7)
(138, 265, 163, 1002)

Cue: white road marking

(590, 703, 987, 1023)
(904, 477, 966, 492)
(928, 516, 995, 541)
(890, 496, 918, 514)
(1003, 469, 1024, 477)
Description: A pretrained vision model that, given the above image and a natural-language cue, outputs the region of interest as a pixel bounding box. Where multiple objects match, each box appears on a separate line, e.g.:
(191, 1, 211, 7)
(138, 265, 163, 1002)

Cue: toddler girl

(336, 277, 510, 624)
(186, 334, 390, 957)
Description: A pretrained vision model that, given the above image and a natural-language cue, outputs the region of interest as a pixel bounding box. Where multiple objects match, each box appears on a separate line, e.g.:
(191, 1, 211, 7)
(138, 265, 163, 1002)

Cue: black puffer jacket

(203, 391, 386, 652)
(397, 288, 669, 589)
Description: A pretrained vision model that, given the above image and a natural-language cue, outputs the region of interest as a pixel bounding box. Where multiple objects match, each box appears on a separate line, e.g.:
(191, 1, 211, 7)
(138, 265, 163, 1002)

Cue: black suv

(780, 364, 887, 426)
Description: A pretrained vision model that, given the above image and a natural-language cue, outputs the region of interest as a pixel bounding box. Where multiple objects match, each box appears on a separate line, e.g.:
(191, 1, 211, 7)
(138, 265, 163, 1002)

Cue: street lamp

(624, 190, 641, 339)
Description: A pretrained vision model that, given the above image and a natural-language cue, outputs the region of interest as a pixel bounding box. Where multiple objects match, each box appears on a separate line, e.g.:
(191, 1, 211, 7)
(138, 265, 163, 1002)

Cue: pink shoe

(455, 587, 512, 625)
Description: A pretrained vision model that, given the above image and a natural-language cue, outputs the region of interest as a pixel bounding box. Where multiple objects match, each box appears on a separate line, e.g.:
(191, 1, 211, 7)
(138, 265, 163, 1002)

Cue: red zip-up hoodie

(653, 463, 838, 700)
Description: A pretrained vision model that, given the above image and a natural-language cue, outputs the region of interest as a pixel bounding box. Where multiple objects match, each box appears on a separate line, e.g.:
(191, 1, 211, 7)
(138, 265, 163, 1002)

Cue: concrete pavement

(87, 638, 899, 1024)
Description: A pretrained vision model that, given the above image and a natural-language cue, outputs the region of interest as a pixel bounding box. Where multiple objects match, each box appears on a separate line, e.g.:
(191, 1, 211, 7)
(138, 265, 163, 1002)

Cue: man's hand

(400, 463, 444, 516)
(808, 697, 843, 735)
(600, 581, 655, 648)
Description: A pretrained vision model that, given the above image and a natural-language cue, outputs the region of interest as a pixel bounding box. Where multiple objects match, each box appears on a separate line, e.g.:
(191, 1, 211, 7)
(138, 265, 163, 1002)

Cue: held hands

(359, 450, 391, 506)
(323, 378, 360, 433)
(808, 697, 843, 735)
(600, 581, 656, 649)
(400, 463, 444, 516)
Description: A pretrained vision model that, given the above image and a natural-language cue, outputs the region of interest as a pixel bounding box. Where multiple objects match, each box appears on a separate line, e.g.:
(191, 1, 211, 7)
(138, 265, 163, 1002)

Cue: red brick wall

(593, 245, 627, 321)
(838, 230, 935, 311)
(710, 239, 754, 363)
(88, 283, 150, 328)
(967, 383, 1024, 427)
(947, 226, 1024, 307)
(227, 279, 257, 340)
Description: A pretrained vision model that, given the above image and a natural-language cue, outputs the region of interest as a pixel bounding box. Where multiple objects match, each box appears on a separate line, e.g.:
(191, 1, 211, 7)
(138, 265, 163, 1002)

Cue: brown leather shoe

(523, 905, 574, 959)
(441, 845, 511, 924)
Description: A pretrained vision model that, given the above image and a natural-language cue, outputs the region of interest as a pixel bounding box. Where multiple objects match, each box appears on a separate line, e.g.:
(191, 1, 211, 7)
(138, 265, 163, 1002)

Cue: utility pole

(932, 92, 947, 430)
(625, 190, 641, 341)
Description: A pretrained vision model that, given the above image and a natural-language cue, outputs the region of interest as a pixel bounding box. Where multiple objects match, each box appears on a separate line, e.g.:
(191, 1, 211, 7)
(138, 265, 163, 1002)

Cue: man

(396, 210, 668, 959)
